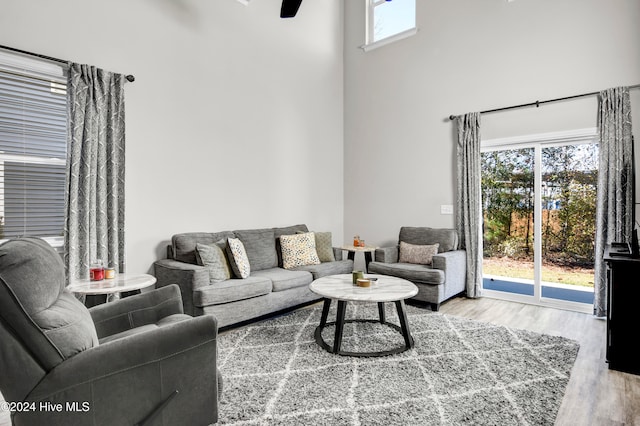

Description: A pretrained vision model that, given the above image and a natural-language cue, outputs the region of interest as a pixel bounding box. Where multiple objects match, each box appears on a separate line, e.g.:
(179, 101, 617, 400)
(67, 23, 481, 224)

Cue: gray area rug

(217, 303, 580, 425)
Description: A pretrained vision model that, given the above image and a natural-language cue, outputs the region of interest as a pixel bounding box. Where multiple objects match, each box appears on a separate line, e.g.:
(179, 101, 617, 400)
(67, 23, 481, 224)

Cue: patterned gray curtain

(64, 64, 126, 282)
(593, 87, 634, 317)
(455, 112, 482, 298)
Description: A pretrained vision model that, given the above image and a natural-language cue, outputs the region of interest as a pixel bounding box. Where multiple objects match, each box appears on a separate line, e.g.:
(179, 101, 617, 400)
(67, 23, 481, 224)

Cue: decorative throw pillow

(314, 231, 335, 262)
(280, 232, 321, 269)
(196, 241, 231, 283)
(226, 237, 251, 279)
(297, 230, 335, 263)
(399, 241, 440, 265)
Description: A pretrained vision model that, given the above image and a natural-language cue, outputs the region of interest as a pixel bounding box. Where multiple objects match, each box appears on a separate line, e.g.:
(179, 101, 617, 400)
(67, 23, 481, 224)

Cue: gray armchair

(0, 237, 221, 426)
(367, 227, 466, 311)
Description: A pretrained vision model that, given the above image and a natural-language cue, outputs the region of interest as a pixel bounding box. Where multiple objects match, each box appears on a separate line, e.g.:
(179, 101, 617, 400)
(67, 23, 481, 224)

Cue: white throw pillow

(280, 232, 321, 269)
(226, 237, 251, 278)
(399, 241, 439, 265)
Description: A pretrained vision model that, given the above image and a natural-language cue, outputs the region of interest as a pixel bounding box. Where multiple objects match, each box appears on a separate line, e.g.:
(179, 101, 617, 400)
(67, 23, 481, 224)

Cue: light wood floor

(2, 296, 638, 426)
(439, 297, 640, 426)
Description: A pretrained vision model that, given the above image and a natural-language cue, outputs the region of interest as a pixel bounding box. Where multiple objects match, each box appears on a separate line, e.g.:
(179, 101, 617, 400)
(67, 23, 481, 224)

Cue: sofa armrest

(432, 250, 467, 298)
(374, 246, 399, 263)
(154, 259, 210, 316)
(332, 247, 344, 261)
(19, 315, 219, 426)
(89, 284, 184, 339)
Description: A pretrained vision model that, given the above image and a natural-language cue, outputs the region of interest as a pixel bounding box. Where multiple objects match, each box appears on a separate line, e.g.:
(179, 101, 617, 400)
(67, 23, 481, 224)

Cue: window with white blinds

(0, 49, 68, 246)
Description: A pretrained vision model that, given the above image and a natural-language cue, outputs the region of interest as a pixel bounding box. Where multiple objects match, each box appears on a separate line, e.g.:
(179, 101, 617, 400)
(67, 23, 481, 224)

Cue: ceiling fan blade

(280, 0, 303, 18)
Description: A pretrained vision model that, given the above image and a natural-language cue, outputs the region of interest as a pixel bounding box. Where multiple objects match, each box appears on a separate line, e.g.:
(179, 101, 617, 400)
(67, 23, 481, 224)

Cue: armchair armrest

(20, 315, 219, 426)
(374, 246, 399, 263)
(154, 259, 211, 316)
(89, 284, 184, 339)
(432, 250, 467, 298)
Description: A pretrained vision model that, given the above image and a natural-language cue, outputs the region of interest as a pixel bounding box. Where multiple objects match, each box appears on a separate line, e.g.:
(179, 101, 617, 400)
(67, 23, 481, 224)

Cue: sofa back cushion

(172, 231, 235, 264)
(273, 224, 309, 239)
(233, 228, 278, 271)
(399, 227, 458, 253)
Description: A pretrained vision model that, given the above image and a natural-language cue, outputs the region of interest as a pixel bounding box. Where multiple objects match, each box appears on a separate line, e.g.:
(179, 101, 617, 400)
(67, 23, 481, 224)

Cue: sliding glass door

(539, 144, 598, 305)
(481, 132, 598, 312)
(482, 147, 536, 296)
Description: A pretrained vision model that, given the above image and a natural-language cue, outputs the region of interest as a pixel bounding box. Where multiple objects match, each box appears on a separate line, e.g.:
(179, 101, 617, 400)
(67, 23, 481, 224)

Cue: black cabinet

(604, 246, 640, 375)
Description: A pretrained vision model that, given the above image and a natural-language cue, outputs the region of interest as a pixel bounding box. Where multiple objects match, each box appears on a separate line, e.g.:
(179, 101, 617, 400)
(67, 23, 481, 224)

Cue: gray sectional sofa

(367, 227, 467, 311)
(153, 224, 353, 328)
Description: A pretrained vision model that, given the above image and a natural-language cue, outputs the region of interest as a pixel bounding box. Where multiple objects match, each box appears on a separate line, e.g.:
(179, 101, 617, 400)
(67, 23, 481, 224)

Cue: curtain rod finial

(126, 75, 135, 82)
(449, 115, 456, 121)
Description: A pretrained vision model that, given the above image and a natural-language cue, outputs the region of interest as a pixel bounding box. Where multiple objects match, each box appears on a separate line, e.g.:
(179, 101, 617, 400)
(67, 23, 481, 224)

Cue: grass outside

(483, 257, 595, 287)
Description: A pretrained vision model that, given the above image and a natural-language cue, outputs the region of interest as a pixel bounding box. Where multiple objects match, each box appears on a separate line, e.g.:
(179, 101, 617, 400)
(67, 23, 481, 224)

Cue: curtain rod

(0, 44, 135, 82)
(448, 83, 640, 121)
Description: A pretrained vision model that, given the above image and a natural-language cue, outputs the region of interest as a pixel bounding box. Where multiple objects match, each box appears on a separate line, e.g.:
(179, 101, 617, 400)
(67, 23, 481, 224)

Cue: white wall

(2, 0, 639, 274)
(0, 0, 344, 274)
(344, 0, 640, 252)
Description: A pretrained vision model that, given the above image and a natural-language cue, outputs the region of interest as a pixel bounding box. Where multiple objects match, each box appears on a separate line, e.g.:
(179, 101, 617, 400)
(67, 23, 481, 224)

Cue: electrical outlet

(440, 205, 454, 215)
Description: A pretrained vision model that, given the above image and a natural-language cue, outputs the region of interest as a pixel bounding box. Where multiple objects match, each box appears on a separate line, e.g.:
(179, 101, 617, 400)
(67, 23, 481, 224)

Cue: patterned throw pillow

(314, 231, 335, 262)
(298, 231, 335, 262)
(280, 232, 321, 269)
(226, 237, 251, 279)
(196, 241, 231, 283)
(399, 241, 440, 265)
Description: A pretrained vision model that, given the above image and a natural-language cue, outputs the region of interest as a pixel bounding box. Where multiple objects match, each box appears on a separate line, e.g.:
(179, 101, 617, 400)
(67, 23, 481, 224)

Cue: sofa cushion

(196, 242, 232, 283)
(399, 227, 458, 253)
(367, 262, 445, 285)
(311, 231, 336, 262)
(234, 228, 278, 271)
(193, 276, 272, 307)
(226, 238, 251, 279)
(273, 224, 309, 239)
(280, 232, 321, 269)
(274, 224, 309, 266)
(399, 242, 439, 265)
(252, 268, 313, 292)
(172, 231, 236, 264)
(294, 259, 354, 280)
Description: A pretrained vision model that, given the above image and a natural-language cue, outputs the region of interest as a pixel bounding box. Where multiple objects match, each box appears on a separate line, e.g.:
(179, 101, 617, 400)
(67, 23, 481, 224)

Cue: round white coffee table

(67, 273, 156, 302)
(309, 274, 418, 357)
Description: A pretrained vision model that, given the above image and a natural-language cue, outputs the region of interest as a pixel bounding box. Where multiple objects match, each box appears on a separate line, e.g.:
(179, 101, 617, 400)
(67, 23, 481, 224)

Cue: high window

(365, 0, 417, 51)
(0, 49, 68, 247)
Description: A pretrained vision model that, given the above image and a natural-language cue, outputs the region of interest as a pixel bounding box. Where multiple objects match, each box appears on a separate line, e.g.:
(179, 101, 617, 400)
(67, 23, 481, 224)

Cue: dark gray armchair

(367, 227, 466, 311)
(0, 237, 221, 426)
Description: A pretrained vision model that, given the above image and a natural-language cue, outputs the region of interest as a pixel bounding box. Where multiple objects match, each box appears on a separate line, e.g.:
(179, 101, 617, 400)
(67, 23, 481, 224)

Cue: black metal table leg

(319, 298, 331, 329)
(313, 296, 415, 357)
(378, 302, 386, 324)
(333, 300, 347, 353)
(395, 299, 414, 349)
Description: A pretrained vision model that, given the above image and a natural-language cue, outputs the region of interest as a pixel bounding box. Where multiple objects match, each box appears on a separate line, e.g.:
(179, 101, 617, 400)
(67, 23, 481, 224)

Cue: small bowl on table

(356, 278, 371, 287)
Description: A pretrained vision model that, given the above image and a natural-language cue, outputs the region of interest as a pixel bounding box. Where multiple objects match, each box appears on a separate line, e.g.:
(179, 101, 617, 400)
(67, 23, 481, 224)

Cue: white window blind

(0, 50, 68, 244)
